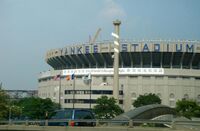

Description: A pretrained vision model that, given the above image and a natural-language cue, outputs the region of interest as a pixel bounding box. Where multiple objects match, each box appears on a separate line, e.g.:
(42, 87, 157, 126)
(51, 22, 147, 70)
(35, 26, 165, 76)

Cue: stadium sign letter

(143, 44, 149, 52)
(71, 47, 75, 54)
(176, 44, 182, 52)
(77, 46, 82, 54)
(63, 48, 68, 55)
(93, 45, 98, 53)
(186, 44, 194, 52)
(85, 46, 90, 54)
(154, 44, 160, 52)
(131, 44, 139, 52)
(122, 44, 127, 52)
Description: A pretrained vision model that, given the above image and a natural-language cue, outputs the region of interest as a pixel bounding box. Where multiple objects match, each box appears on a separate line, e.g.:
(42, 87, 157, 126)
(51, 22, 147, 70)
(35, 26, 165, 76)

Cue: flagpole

(72, 76, 75, 109)
(89, 73, 92, 109)
(89, 78, 91, 109)
(59, 72, 62, 108)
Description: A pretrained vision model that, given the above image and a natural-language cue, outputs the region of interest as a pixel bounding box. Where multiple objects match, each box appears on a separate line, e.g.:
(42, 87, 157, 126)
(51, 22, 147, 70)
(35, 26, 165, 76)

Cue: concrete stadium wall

(38, 68, 200, 111)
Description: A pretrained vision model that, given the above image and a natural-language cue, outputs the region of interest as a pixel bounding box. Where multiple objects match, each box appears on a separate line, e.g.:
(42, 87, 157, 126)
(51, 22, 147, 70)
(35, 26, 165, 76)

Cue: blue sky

(0, 0, 200, 90)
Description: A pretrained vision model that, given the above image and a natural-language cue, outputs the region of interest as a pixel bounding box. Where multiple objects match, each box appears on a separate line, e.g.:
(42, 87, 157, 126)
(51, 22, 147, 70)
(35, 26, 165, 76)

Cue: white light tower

(112, 19, 121, 103)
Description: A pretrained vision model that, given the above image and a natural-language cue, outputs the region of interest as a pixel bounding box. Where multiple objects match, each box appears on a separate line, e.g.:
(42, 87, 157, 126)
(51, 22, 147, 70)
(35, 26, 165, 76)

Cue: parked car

(47, 109, 95, 126)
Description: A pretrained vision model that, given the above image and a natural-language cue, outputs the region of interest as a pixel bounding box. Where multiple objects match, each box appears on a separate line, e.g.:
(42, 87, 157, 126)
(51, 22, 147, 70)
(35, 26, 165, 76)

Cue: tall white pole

(112, 20, 121, 104)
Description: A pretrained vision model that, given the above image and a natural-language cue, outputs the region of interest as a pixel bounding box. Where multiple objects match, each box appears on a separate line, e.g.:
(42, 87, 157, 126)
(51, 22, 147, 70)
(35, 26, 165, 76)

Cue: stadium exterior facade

(38, 39, 200, 111)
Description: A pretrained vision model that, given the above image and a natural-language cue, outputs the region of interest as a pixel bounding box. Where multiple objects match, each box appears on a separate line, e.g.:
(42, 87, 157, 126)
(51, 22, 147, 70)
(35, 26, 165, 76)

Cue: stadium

(38, 21, 200, 111)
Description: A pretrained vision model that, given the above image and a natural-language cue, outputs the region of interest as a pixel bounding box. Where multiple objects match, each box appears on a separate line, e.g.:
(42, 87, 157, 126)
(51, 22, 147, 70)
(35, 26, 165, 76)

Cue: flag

(66, 73, 75, 80)
(82, 73, 91, 84)
(82, 73, 91, 81)
(66, 75, 70, 80)
(71, 73, 75, 80)
(87, 73, 91, 80)
(54, 74, 61, 80)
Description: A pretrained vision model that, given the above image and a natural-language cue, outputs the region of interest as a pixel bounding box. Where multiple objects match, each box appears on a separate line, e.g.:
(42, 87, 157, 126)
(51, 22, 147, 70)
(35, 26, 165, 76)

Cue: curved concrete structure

(113, 104, 175, 120)
(38, 40, 200, 111)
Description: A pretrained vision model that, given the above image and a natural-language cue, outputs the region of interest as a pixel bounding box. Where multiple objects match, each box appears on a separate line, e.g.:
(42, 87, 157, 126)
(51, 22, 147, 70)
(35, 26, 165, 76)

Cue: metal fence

(0, 119, 200, 129)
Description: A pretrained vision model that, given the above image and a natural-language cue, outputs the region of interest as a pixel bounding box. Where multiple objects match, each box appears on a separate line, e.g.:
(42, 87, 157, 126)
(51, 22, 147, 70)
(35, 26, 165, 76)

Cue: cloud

(98, 0, 126, 20)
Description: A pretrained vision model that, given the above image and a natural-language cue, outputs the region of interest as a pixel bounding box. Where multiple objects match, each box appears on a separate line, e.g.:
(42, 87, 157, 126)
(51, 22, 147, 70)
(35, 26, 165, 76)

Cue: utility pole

(112, 19, 121, 104)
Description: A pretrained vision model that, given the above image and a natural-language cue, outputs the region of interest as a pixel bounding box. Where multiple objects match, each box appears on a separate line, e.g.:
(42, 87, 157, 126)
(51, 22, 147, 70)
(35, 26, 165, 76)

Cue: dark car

(47, 109, 95, 126)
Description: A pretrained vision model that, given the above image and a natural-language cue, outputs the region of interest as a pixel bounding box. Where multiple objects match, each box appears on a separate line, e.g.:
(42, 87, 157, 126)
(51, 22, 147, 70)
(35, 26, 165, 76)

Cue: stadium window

(169, 93, 175, 99)
(65, 90, 70, 94)
(92, 90, 101, 94)
(183, 94, 189, 100)
(76, 91, 80, 94)
(108, 91, 113, 94)
(91, 99, 96, 103)
(64, 99, 70, 103)
(132, 92, 137, 98)
(102, 90, 111, 94)
(182, 76, 190, 79)
(84, 90, 91, 94)
(102, 76, 107, 82)
(119, 91, 123, 95)
(80, 91, 84, 94)
(195, 77, 200, 80)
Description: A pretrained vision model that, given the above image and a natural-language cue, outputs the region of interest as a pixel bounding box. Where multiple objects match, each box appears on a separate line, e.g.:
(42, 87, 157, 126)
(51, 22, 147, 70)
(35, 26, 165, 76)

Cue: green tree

(93, 96, 124, 119)
(16, 97, 59, 119)
(133, 93, 161, 108)
(176, 99, 200, 119)
(0, 88, 10, 120)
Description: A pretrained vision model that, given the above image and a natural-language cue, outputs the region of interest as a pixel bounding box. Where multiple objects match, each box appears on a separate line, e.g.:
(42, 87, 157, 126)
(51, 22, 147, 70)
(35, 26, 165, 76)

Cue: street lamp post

(9, 106, 11, 124)
(20, 107, 24, 119)
(9, 106, 14, 124)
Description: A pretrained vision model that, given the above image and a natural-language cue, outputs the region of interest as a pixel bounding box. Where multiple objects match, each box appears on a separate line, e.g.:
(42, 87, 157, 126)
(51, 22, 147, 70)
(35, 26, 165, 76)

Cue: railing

(0, 119, 200, 129)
